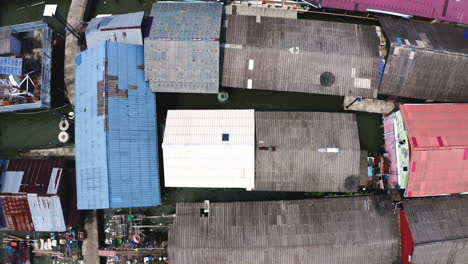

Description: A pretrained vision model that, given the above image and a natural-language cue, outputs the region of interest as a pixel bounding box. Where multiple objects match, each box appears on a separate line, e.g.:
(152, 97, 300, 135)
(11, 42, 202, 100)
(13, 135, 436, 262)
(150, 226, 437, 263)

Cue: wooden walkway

(64, 0, 89, 107)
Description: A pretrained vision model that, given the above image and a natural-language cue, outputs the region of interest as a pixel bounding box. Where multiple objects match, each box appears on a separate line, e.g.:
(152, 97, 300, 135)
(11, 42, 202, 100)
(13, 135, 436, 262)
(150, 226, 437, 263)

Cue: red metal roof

(0, 195, 34, 231)
(401, 104, 468, 197)
(6, 159, 65, 195)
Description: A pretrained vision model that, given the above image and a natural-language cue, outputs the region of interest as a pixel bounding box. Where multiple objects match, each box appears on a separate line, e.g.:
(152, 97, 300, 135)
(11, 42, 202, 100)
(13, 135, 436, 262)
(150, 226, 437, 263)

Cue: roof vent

(320, 72, 335, 87)
(200, 200, 210, 217)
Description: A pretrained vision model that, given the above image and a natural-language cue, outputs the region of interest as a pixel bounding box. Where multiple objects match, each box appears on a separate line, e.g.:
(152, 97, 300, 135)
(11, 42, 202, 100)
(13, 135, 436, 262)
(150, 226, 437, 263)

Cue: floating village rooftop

(169, 196, 400, 264)
(162, 110, 366, 192)
(0, 21, 52, 112)
(384, 104, 468, 197)
(75, 42, 161, 210)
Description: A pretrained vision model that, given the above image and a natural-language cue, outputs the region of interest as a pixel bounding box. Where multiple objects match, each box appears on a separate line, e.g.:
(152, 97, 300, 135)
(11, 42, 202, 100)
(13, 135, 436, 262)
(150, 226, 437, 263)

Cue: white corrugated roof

(27, 194, 66, 232)
(162, 110, 255, 190)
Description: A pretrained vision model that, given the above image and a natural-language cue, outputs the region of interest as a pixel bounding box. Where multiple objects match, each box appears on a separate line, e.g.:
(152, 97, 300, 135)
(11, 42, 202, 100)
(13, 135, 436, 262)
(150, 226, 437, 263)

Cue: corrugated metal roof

(221, 15, 381, 97)
(4, 159, 65, 195)
(27, 194, 66, 232)
(86, 12, 144, 49)
(144, 40, 219, 93)
(75, 42, 161, 209)
(0, 195, 34, 231)
(0, 57, 22, 75)
(380, 18, 468, 54)
(400, 104, 468, 197)
(319, 0, 468, 25)
(402, 196, 468, 264)
(145, 2, 223, 94)
(169, 196, 400, 264)
(0, 28, 13, 55)
(225, 5, 298, 19)
(148, 2, 223, 39)
(379, 18, 468, 101)
(255, 112, 363, 192)
(162, 110, 255, 190)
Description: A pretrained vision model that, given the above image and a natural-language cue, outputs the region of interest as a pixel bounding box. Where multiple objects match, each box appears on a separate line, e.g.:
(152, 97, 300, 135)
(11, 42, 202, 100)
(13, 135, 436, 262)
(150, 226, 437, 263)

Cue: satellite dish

(58, 131, 70, 143)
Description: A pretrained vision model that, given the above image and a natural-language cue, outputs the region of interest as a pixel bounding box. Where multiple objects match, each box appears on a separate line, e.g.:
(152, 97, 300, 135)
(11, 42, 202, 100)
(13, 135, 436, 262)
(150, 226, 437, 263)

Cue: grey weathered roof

(403, 196, 468, 264)
(144, 2, 222, 93)
(221, 15, 381, 97)
(144, 40, 219, 93)
(169, 196, 400, 264)
(0, 28, 12, 55)
(255, 112, 364, 192)
(379, 18, 468, 102)
(148, 2, 223, 39)
(380, 18, 468, 54)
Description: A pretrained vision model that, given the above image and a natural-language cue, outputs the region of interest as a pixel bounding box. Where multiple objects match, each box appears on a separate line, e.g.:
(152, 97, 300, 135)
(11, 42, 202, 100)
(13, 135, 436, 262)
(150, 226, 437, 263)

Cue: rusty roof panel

(6, 159, 65, 195)
(0, 195, 34, 231)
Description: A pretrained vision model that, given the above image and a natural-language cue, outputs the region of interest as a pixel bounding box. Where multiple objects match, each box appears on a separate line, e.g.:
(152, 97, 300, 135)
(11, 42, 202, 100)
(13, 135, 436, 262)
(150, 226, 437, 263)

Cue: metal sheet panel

(225, 5, 298, 19)
(0, 171, 23, 193)
(400, 104, 468, 197)
(145, 2, 222, 94)
(319, 0, 468, 24)
(105, 42, 160, 208)
(0, 28, 12, 55)
(255, 112, 362, 192)
(145, 40, 219, 93)
(221, 15, 381, 97)
(75, 42, 161, 209)
(162, 110, 255, 190)
(379, 18, 468, 101)
(149, 2, 223, 39)
(0, 195, 34, 231)
(0, 57, 22, 75)
(86, 12, 144, 49)
(169, 196, 400, 264)
(6, 159, 65, 195)
(403, 196, 468, 264)
(27, 194, 66, 232)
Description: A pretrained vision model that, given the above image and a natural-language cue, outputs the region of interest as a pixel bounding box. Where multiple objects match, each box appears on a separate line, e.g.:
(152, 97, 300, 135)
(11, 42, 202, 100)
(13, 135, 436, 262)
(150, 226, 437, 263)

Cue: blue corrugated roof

(75, 42, 160, 209)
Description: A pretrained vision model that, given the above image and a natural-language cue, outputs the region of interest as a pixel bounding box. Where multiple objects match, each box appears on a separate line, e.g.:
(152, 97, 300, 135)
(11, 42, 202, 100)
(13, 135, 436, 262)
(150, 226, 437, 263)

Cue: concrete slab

(344, 96, 395, 114)
(20, 147, 75, 158)
(64, 0, 89, 107)
(83, 210, 99, 264)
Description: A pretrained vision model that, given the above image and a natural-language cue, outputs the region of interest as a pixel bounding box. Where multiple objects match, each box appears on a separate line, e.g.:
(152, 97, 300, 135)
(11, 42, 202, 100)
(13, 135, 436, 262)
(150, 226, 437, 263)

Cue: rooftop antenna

(8, 72, 36, 98)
